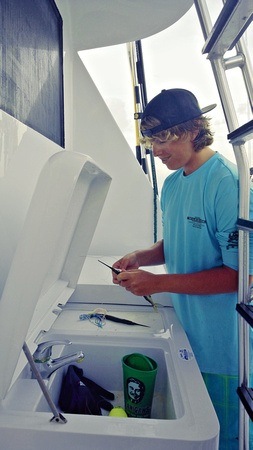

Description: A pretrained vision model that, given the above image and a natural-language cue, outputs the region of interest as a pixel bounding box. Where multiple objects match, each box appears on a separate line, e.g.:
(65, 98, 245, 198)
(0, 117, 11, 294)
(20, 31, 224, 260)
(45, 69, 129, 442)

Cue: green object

(122, 353, 158, 418)
(109, 406, 128, 417)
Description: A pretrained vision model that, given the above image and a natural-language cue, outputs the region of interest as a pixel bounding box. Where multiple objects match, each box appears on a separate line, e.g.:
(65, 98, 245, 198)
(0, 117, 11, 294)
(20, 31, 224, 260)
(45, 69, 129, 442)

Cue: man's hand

(116, 269, 157, 296)
(112, 252, 140, 285)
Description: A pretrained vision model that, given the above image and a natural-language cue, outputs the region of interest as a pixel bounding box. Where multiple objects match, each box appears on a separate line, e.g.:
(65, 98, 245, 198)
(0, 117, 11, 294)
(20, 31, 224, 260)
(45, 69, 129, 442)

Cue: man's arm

(117, 265, 238, 296)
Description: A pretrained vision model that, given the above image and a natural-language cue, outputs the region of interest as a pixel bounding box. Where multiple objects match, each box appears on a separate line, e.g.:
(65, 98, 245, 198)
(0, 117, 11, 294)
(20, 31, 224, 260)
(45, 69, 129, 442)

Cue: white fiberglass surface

(0, 306, 219, 450)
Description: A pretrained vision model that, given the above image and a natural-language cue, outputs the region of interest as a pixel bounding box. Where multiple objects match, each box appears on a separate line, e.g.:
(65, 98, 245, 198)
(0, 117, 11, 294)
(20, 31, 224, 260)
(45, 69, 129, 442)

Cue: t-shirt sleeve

(215, 176, 239, 270)
(215, 177, 253, 273)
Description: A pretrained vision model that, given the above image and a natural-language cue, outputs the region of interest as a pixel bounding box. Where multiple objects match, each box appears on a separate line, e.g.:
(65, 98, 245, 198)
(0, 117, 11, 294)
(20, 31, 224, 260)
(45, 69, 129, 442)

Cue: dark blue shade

(0, 0, 64, 147)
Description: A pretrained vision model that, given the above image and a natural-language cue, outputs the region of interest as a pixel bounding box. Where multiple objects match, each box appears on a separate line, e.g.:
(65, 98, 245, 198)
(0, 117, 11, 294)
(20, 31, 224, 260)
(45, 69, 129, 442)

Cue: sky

(80, 2, 253, 191)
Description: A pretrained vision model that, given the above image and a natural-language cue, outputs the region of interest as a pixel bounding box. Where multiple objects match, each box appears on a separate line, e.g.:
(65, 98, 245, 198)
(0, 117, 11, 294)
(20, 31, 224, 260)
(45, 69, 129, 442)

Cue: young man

(113, 88, 253, 449)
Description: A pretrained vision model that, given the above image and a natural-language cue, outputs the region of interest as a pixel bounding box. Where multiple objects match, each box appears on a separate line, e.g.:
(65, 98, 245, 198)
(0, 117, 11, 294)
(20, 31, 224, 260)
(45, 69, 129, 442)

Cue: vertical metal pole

(231, 142, 250, 450)
(194, 1, 252, 448)
(127, 41, 159, 242)
(127, 42, 150, 179)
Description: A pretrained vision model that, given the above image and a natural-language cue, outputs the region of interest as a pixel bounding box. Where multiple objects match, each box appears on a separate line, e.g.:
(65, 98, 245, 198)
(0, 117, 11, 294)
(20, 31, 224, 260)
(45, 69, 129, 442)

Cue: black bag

(59, 365, 115, 415)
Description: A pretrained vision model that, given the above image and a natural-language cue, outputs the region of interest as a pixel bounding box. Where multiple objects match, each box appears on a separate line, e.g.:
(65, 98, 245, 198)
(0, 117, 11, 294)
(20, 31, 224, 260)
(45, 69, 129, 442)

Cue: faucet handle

(33, 339, 72, 363)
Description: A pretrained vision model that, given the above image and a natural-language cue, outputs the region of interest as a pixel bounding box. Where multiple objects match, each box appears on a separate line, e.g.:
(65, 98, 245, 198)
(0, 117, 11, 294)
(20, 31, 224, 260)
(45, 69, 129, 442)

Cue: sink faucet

(32, 339, 85, 378)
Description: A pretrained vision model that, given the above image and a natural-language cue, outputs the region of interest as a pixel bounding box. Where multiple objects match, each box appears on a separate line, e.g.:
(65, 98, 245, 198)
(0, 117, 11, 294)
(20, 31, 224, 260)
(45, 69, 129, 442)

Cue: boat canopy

(55, 0, 193, 50)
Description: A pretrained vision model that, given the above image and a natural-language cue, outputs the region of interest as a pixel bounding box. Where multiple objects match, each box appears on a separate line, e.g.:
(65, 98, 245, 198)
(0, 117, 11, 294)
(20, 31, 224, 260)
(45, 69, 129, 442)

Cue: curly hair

(140, 115, 214, 151)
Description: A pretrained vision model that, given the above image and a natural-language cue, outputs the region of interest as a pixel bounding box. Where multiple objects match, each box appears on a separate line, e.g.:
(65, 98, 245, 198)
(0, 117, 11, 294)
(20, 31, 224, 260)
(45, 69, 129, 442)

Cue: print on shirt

(226, 230, 238, 250)
(187, 216, 206, 229)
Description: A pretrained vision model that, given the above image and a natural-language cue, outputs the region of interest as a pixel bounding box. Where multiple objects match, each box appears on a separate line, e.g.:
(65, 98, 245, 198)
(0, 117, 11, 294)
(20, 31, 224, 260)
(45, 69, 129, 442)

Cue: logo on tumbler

(127, 377, 145, 403)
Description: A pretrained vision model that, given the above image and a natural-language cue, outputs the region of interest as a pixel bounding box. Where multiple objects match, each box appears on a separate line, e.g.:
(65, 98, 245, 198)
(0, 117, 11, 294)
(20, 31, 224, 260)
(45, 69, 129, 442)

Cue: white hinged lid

(0, 150, 111, 399)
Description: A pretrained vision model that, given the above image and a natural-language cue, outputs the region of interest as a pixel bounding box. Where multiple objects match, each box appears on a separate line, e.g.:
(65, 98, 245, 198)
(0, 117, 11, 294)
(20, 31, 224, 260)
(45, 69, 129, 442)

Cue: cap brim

(201, 104, 217, 114)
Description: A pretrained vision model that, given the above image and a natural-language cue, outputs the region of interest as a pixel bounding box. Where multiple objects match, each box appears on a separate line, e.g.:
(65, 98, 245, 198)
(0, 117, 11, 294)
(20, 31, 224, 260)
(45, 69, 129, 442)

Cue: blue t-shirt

(161, 152, 252, 375)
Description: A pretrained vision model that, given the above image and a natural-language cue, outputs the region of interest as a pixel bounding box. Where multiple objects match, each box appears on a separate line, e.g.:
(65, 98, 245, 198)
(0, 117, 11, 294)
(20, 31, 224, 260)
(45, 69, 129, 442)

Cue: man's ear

(190, 130, 199, 142)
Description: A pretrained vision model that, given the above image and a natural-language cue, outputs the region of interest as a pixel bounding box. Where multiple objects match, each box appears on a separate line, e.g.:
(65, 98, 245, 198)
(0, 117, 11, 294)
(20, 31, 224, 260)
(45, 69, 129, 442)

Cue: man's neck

(184, 147, 215, 175)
